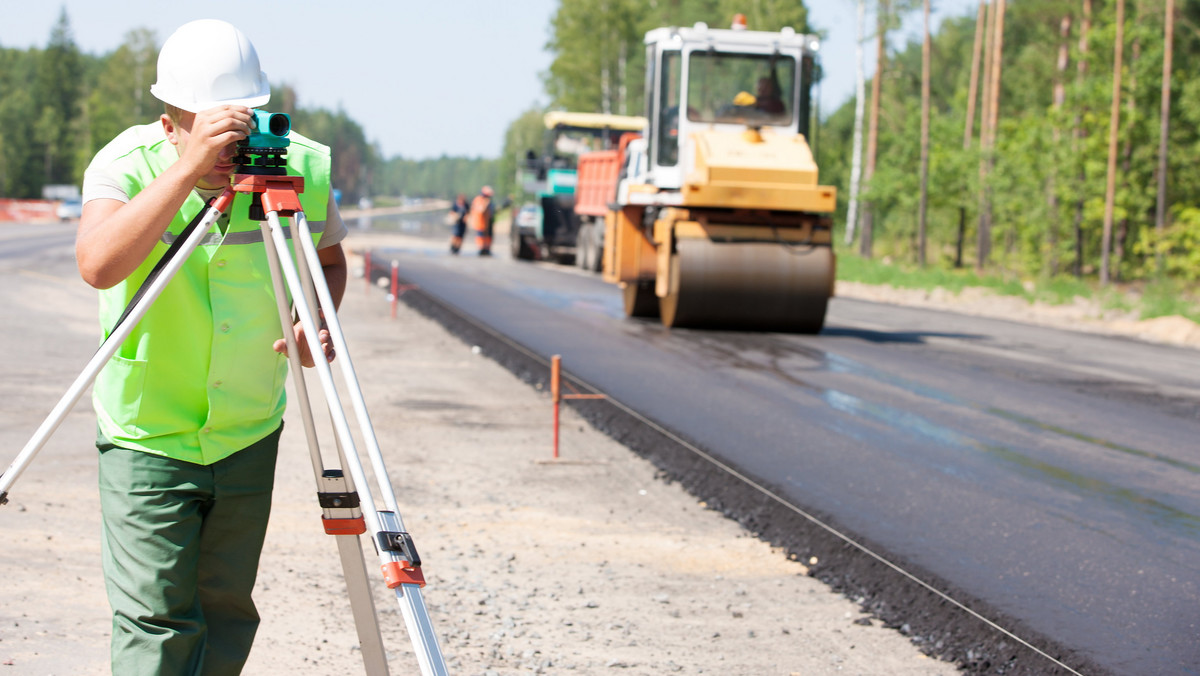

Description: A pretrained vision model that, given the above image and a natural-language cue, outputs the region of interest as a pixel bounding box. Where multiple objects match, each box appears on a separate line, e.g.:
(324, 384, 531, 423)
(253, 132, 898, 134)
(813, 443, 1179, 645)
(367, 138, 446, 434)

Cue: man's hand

(77, 105, 254, 289)
(175, 106, 253, 189)
(274, 319, 335, 368)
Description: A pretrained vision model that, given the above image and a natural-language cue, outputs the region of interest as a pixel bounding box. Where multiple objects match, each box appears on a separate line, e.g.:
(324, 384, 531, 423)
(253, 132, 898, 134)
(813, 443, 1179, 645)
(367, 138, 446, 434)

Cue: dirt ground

(3, 223, 1180, 675)
(0, 229, 962, 675)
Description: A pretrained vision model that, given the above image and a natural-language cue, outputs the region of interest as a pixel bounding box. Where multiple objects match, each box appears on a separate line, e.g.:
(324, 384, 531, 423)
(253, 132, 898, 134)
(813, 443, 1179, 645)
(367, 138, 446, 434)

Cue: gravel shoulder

(0, 229, 958, 675)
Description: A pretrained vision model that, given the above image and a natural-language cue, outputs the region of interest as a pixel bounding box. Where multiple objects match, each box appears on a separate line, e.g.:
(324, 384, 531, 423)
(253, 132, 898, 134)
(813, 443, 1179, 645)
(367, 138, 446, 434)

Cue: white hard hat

(150, 19, 270, 113)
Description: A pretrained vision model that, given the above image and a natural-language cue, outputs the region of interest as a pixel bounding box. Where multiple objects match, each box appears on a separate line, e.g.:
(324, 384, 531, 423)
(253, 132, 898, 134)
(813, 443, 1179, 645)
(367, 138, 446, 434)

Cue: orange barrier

(0, 199, 59, 223)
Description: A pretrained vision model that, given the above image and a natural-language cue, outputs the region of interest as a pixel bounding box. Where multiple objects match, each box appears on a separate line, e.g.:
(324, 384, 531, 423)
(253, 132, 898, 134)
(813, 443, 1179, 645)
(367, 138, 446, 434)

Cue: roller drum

(659, 239, 833, 332)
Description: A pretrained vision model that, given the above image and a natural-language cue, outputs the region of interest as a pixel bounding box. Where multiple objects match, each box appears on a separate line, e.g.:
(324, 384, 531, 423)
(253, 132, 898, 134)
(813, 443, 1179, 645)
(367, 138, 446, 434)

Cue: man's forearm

(318, 243, 347, 310)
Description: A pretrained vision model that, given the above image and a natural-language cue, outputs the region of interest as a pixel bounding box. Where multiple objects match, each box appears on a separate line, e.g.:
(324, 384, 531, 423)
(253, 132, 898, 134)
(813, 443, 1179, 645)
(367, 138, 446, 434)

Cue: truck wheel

(577, 222, 592, 269)
(588, 223, 604, 273)
(511, 229, 536, 261)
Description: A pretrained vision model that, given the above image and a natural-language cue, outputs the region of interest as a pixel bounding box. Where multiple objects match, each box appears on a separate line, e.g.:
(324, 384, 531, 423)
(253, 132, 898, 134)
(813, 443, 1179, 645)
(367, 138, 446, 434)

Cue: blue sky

(1, 1, 979, 160)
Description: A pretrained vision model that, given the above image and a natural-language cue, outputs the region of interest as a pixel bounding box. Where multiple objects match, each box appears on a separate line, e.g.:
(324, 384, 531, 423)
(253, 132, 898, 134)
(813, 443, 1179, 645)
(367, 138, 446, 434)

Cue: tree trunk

(988, 0, 1007, 259)
(860, 0, 889, 259)
(845, 0, 868, 246)
(1048, 14, 1071, 276)
(986, 0, 1006, 150)
(977, 0, 1002, 270)
(1072, 0, 1093, 278)
(1155, 0, 1175, 274)
(1115, 0, 1143, 282)
(1101, 0, 1125, 286)
(964, 1, 987, 150)
(618, 41, 628, 116)
(956, 206, 966, 268)
(601, 65, 612, 114)
(918, 0, 931, 267)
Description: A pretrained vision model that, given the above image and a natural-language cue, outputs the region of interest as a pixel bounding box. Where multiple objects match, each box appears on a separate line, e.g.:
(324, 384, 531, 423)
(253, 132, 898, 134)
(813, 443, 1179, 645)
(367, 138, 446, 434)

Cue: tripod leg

(259, 222, 326, 480)
(291, 212, 403, 514)
(336, 534, 390, 675)
(265, 211, 448, 675)
(288, 211, 449, 675)
(259, 220, 391, 675)
(1, 194, 231, 504)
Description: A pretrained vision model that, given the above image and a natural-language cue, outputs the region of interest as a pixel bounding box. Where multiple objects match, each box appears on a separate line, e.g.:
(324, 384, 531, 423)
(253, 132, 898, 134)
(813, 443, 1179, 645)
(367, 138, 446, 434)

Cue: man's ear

(161, 114, 179, 145)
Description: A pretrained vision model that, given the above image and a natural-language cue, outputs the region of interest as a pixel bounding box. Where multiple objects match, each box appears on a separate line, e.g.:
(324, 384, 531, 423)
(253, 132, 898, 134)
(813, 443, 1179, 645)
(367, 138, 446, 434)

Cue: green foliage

(545, 0, 646, 116)
(0, 48, 42, 197)
(498, 107, 549, 201)
(836, 247, 1029, 299)
(1139, 277, 1200, 322)
(1032, 275, 1094, 305)
(282, 92, 379, 203)
(374, 155, 500, 202)
(822, 0, 1200, 290)
(85, 29, 158, 173)
(1139, 204, 1200, 282)
(0, 11, 488, 202)
(838, 244, 1200, 323)
(543, 0, 811, 119)
(33, 9, 84, 188)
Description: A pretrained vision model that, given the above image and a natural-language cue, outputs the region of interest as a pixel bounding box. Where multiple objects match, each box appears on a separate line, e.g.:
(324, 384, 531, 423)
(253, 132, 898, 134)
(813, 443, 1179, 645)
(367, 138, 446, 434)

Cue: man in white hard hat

(77, 19, 346, 674)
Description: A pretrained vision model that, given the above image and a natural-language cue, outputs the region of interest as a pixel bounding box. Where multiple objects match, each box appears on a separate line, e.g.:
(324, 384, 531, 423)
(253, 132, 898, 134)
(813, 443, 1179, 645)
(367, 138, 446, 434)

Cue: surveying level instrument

(0, 110, 449, 676)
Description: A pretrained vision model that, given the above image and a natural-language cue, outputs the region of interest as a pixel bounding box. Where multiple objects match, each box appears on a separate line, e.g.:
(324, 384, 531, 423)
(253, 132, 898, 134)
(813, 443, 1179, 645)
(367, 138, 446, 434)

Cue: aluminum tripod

(0, 172, 449, 675)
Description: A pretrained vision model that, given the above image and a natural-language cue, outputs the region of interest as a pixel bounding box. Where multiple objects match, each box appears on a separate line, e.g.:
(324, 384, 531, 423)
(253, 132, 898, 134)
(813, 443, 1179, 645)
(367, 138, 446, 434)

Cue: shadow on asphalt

(821, 327, 984, 344)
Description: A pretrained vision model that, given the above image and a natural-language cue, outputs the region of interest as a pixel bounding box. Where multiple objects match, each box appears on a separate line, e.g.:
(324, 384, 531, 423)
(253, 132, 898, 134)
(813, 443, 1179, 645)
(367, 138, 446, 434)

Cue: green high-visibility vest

(89, 122, 332, 465)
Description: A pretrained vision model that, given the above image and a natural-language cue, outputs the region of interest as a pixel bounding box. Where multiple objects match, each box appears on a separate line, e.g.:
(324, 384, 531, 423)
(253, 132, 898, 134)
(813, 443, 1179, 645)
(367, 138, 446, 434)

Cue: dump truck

(511, 112, 646, 263)
(572, 132, 641, 272)
(587, 20, 836, 332)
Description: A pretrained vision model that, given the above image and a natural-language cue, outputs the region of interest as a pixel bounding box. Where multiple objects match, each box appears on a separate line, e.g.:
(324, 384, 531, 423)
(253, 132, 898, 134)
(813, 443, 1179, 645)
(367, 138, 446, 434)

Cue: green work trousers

(98, 426, 282, 676)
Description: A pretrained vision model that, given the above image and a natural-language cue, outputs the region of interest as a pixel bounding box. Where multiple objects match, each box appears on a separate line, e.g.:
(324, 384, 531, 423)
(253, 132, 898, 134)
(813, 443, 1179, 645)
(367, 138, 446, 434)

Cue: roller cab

(596, 19, 837, 332)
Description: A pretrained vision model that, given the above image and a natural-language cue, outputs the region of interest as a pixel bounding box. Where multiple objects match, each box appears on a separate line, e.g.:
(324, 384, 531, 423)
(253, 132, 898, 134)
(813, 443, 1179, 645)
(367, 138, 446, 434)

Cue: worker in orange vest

(467, 186, 495, 257)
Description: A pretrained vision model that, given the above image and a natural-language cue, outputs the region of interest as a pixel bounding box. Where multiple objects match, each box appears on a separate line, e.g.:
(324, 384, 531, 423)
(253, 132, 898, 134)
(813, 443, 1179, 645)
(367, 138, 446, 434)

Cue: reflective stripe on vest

(89, 122, 333, 465)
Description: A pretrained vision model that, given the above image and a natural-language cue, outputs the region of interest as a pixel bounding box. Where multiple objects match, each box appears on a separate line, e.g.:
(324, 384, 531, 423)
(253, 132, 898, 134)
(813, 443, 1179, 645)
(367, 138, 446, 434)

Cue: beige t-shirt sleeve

(318, 191, 347, 249)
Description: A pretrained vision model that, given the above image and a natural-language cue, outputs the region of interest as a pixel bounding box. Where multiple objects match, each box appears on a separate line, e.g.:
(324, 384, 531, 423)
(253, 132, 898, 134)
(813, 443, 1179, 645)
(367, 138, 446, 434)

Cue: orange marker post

(551, 355, 562, 459)
(390, 260, 399, 319)
(364, 250, 371, 295)
(548, 355, 606, 460)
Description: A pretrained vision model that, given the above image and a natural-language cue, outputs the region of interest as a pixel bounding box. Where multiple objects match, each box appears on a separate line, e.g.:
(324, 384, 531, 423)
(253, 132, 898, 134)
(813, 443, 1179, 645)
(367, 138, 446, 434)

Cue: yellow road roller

(592, 19, 836, 332)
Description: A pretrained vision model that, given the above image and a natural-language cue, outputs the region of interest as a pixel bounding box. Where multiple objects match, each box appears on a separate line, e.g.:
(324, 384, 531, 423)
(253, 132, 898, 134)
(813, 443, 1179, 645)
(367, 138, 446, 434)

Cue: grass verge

(835, 252, 1200, 324)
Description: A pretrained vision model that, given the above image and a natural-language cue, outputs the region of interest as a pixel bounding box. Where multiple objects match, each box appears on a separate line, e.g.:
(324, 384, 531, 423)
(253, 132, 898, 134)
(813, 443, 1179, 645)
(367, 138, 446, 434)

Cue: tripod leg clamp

(318, 471, 365, 535)
(377, 526, 425, 588)
(381, 560, 426, 589)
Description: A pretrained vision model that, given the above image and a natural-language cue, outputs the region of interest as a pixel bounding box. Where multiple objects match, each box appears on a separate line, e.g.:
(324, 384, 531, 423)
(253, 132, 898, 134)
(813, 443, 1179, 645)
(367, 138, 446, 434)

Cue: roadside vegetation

(0, 10, 499, 207)
(836, 247, 1200, 324)
(5, 2, 1199, 318)
(536, 0, 1200, 323)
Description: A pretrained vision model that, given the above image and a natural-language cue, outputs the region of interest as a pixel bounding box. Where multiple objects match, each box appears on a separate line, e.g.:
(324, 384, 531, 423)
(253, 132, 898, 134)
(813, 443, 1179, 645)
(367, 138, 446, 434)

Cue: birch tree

(1071, 0, 1093, 277)
(1154, 0, 1175, 273)
(917, 0, 931, 266)
(1100, 0, 1126, 285)
(859, 0, 891, 258)
(845, 0, 868, 245)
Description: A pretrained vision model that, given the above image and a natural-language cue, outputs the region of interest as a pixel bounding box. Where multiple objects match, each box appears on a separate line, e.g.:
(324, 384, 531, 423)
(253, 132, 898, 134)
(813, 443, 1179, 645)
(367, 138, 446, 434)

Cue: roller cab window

(686, 52, 795, 127)
(657, 50, 682, 167)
